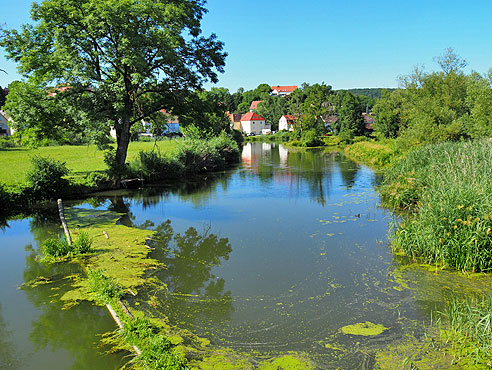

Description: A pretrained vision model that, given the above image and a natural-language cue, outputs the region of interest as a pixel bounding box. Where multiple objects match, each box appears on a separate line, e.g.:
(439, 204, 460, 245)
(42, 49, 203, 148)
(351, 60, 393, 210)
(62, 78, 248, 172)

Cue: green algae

(340, 322, 388, 336)
(258, 354, 314, 370)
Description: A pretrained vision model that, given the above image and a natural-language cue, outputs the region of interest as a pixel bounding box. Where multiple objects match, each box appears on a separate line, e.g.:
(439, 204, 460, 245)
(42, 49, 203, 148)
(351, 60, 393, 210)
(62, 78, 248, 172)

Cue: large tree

(1, 0, 226, 165)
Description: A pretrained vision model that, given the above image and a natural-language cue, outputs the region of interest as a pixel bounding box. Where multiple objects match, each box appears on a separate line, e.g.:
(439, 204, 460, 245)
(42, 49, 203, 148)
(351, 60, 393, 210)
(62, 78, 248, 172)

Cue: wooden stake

(57, 199, 72, 245)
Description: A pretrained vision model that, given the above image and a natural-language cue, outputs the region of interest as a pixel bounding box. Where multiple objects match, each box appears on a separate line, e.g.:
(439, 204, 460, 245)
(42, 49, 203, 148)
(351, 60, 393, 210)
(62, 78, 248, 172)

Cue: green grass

(0, 140, 179, 185)
(439, 295, 492, 368)
(382, 140, 492, 272)
(344, 139, 401, 167)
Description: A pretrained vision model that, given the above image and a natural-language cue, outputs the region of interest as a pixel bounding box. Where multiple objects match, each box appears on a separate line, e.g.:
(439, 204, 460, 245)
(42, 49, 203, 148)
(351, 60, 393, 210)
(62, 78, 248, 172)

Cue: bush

(0, 137, 16, 149)
(132, 150, 184, 181)
(26, 155, 70, 200)
(103, 149, 135, 180)
(301, 130, 323, 147)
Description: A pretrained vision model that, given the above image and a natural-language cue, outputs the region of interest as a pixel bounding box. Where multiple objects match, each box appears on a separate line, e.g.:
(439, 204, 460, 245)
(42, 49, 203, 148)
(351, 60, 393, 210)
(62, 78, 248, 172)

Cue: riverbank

(346, 138, 492, 367)
(0, 134, 241, 217)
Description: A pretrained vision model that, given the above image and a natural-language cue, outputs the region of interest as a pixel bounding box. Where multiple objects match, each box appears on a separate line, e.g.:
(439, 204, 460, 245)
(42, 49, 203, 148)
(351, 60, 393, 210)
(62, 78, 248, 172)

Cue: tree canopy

(1, 0, 226, 164)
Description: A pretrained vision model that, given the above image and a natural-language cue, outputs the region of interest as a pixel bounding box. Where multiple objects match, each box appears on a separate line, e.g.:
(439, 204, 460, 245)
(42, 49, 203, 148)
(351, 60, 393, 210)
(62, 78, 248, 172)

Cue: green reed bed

(381, 140, 492, 272)
(440, 295, 492, 368)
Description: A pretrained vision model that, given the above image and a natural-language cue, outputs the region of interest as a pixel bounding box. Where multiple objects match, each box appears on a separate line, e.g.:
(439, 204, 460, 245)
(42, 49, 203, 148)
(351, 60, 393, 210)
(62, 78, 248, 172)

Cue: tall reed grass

(382, 140, 492, 272)
(440, 295, 492, 367)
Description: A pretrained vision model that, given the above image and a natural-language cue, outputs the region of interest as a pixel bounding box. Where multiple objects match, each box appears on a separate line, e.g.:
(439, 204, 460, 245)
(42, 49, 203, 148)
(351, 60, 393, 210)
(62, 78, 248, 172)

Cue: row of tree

(373, 48, 492, 143)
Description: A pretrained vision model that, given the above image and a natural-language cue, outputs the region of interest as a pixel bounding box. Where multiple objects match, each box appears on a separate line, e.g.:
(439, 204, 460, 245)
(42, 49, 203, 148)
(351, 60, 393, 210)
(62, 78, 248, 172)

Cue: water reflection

(147, 220, 234, 324)
(21, 244, 125, 370)
(0, 303, 17, 369)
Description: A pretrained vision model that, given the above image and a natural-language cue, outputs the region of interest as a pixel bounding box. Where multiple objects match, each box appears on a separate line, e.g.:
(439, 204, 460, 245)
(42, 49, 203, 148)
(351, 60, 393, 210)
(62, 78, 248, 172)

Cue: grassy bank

(0, 135, 241, 215)
(344, 139, 401, 167)
(381, 140, 492, 273)
(0, 140, 178, 185)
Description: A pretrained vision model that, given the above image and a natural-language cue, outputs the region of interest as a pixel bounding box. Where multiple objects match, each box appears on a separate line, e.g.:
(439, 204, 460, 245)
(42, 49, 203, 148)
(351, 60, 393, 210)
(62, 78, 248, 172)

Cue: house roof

(271, 85, 298, 93)
(249, 100, 264, 110)
(0, 110, 10, 121)
(227, 112, 243, 122)
(282, 115, 297, 122)
(241, 112, 265, 121)
(159, 109, 180, 124)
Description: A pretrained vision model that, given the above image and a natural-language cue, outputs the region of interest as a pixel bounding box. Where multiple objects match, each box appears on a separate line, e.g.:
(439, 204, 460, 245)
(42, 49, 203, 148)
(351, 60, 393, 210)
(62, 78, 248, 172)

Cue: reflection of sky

(113, 143, 400, 357)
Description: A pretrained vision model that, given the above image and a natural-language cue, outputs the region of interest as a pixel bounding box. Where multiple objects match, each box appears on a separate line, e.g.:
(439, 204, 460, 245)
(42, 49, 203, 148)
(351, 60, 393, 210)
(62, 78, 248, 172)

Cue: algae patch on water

(340, 321, 388, 336)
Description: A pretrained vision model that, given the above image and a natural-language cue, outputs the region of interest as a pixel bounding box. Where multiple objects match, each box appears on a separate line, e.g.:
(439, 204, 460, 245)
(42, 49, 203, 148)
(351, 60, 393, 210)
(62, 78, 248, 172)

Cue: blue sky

(1, 0, 491, 91)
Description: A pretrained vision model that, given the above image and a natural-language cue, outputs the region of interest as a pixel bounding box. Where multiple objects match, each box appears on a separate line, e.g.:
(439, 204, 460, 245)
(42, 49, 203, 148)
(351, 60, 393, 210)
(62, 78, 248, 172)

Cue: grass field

(0, 140, 179, 185)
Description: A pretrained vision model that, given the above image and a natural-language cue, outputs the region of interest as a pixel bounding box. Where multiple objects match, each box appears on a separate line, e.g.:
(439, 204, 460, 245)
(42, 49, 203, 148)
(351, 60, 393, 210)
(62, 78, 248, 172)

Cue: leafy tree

(177, 89, 231, 138)
(335, 91, 364, 139)
(0, 86, 6, 108)
(4, 80, 98, 146)
(1, 0, 226, 166)
(254, 95, 288, 130)
(300, 83, 333, 134)
(373, 89, 405, 138)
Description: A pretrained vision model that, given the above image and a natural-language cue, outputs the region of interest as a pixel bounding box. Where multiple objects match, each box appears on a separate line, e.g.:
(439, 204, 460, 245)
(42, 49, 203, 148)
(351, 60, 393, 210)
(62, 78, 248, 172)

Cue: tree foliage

(1, 0, 226, 165)
(373, 49, 492, 143)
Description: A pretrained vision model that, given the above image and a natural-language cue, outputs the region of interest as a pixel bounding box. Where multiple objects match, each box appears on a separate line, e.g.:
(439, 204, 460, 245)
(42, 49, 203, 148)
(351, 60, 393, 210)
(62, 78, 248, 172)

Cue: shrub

(208, 133, 240, 165)
(301, 130, 323, 147)
(0, 137, 16, 149)
(132, 150, 184, 181)
(104, 149, 135, 180)
(26, 155, 70, 200)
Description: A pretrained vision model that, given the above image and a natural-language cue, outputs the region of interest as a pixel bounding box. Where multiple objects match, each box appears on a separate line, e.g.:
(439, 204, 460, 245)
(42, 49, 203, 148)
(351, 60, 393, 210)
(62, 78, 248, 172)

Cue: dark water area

(1, 142, 491, 369)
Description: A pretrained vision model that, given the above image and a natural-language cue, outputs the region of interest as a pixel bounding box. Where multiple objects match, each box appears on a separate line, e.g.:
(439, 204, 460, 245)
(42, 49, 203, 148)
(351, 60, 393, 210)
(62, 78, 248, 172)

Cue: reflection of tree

(148, 220, 234, 323)
(0, 303, 17, 369)
(21, 247, 124, 370)
(337, 157, 360, 188)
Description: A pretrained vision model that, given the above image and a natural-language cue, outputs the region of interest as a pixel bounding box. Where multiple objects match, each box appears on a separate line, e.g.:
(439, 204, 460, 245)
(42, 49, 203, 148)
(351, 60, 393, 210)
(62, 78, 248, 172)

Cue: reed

(382, 140, 492, 272)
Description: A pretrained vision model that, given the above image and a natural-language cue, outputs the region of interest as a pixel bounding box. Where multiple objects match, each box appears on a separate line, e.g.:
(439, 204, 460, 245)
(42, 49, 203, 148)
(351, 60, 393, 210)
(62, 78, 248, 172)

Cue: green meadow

(0, 141, 179, 185)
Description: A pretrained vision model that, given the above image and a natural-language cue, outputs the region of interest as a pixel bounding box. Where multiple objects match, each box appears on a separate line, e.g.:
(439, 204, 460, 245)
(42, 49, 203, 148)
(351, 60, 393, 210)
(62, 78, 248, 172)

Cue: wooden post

(57, 199, 72, 245)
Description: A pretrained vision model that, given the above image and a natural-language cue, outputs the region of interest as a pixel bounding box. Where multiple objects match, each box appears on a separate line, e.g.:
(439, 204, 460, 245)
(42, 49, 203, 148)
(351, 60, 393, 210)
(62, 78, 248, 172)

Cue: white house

(240, 112, 269, 135)
(271, 85, 297, 97)
(0, 110, 13, 136)
(278, 115, 296, 131)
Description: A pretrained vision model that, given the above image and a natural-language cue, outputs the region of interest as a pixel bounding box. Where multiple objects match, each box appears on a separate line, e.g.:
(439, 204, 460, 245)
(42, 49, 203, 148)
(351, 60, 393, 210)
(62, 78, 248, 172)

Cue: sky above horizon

(1, 0, 491, 92)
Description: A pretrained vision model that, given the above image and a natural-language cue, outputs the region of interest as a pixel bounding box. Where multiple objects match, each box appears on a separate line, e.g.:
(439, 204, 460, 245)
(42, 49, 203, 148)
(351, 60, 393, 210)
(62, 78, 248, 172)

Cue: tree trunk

(115, 116, 131, 166)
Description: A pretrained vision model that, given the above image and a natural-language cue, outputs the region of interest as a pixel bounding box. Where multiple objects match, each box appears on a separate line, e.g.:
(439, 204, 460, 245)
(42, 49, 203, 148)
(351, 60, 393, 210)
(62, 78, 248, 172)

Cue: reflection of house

(240, 112, 270, 135)
(278, 115, 296, 131)
(278, 144, 289, 167)
(271, 85, 297, 97)
(362, 113, 375, 131)
(0, 110, 12, 136)
(249, 100, 263, 111)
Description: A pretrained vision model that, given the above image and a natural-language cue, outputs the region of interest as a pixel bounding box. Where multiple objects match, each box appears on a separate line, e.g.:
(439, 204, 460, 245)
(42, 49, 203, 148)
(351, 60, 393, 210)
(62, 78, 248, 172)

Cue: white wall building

(271, 85, 298, 97)
(0, 111, 13, 136)
(278, 115, 296, 131)
(240, 112, 270, 135)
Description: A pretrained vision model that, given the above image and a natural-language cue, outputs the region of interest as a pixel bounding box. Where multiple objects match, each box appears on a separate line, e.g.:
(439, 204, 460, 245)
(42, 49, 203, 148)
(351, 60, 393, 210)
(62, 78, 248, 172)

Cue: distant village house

(249, 100, 263, 111)
(240, 112, 270, 135)
(278, 115, 297, 131)
(0, 110, 12, 136)
(271, 85, 298, 97)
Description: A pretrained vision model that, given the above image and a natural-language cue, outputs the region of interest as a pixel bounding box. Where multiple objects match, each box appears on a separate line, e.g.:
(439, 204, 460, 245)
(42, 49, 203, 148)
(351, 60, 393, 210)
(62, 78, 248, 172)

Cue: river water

(1, 142, 490, 369)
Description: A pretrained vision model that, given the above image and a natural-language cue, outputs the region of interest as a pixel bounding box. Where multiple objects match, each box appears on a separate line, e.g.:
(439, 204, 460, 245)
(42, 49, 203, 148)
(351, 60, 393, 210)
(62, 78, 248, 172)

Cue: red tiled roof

(241, 112, 265, 121)
(282, 115, 297, 121)
(159, 109, 180, 124)
(250, 100, 264, 110)
(271, 85, 298, 93)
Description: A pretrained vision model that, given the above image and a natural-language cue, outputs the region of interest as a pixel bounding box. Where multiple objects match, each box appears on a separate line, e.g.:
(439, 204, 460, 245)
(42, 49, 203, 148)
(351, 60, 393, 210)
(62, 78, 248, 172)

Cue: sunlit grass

(0, 140, 179, 185)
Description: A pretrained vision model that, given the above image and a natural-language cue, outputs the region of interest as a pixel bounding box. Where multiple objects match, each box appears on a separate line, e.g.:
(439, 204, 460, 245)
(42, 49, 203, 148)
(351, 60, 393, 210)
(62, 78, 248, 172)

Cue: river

(1, 142, 490, 369)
